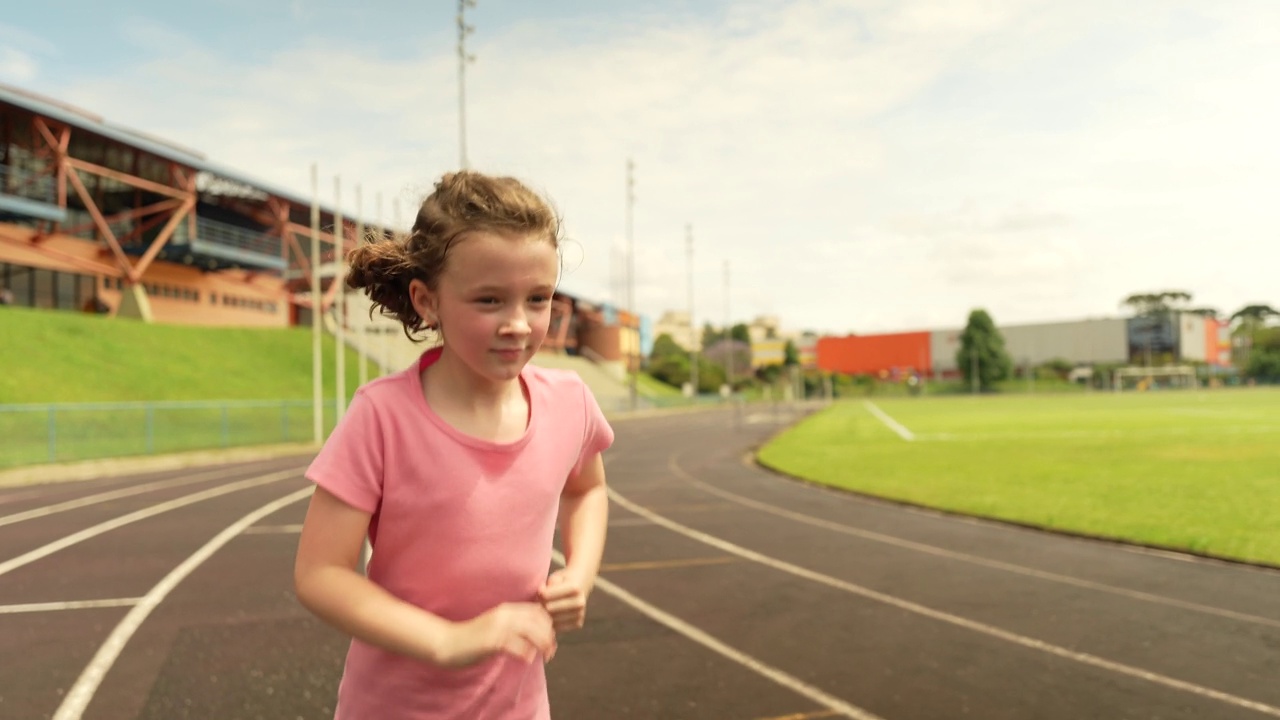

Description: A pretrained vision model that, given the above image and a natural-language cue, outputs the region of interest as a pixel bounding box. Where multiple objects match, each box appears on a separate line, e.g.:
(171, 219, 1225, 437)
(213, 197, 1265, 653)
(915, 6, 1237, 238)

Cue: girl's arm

(294, 486, 556, 667)
(541, 453, 609, 630)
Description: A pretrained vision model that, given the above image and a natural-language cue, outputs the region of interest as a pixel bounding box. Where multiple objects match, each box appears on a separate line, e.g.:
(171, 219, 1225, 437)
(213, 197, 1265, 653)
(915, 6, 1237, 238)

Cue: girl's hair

(346, 171, 561, 340)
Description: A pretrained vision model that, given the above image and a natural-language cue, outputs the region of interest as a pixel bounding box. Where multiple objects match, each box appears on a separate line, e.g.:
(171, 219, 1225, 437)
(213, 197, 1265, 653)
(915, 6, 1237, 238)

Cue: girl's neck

(423, 347, 524, 410)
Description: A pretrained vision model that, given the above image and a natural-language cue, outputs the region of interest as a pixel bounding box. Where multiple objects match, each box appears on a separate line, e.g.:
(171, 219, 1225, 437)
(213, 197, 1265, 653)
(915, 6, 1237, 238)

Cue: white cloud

(40, 0, 1280, 334)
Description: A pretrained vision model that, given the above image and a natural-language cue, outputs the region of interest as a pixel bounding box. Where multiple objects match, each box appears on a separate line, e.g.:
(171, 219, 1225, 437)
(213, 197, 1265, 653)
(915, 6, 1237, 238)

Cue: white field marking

(551, 549, 884, 720)
(670, 457, 1280, 630)
(861, 401, 914, 441)
(243, 524, 304, 534)
(0, 462, 293, 529)
(0, 598, 141, 614)
(52, 486, 314, 720)
(915, 425, 1280, 442)
(0, 468, 304, 578)
(609, 489, 1280, 718)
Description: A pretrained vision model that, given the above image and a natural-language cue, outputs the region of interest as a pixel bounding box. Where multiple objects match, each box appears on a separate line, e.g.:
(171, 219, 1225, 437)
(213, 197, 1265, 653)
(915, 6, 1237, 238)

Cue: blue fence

(0, 399, 334, 470)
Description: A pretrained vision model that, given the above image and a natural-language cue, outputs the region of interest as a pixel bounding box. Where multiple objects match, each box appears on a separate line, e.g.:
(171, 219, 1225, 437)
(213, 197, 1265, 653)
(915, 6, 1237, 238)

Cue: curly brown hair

(346, 171, 561, 341)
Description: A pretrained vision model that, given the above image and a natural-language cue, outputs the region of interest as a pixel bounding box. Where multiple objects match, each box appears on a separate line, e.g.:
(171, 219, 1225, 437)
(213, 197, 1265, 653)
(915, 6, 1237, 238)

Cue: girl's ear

(408, 279, 438, 328)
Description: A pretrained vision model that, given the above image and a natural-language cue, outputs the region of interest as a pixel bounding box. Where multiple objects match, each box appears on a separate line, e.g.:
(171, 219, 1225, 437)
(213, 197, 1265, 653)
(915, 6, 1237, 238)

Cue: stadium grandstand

(0, 84, 642, 379)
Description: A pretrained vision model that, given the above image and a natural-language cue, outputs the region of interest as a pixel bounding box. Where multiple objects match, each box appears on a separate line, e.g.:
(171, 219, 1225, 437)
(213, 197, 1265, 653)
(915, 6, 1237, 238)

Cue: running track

(1, 406, 1278, 719)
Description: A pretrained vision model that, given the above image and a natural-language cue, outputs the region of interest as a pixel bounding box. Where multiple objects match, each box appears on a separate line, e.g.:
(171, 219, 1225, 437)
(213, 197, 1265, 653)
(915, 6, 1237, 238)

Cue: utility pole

(970, 345, 979, 395)
(724, 259, 732, 393)
(626, 158, 637, 411)
(457, 0, 476, 169)
(310, 163, 323, 444)
(686, 223, 697, 397)
(334, 176, 346, 421)
(355, 184, 366, 388)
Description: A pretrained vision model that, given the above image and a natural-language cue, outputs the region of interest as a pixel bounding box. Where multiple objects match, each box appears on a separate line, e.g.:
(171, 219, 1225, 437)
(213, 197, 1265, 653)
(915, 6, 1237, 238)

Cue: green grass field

(0, 305, 367, 403)
(757, 389, 1280, 566)
(0, 306, 375, 468)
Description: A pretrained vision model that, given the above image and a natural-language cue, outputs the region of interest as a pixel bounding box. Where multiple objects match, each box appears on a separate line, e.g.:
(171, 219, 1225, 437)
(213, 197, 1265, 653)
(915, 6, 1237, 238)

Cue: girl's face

(412, 230, 560, 387)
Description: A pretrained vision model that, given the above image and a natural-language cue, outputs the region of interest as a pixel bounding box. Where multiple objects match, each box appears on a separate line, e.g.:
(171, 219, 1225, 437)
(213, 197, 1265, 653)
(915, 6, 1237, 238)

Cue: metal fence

(0, 399, 336, 470)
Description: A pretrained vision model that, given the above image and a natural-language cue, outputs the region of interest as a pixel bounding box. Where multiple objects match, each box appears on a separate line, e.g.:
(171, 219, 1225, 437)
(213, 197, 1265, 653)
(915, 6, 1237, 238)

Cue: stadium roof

(0, 83, 353, 219)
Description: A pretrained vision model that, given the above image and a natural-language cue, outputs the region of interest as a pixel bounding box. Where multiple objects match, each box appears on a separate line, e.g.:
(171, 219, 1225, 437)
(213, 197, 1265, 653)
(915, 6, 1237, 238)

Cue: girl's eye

(476, 297, 500, 305)
(530, 295, 550, 304)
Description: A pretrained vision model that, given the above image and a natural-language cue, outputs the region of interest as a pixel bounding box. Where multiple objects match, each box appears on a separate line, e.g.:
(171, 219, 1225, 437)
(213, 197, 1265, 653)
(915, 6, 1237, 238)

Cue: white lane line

(671, 457, 1280, 630)
(608, 489, 1280, 718)
(0, 598, 141, 614)
(552, 549, 883, 720)
(862, 401, 914, 441)
(52, 486, 314, 720)
(243, 524, 304, 534)
(0, 468, 304, 578)
(0, 462, 290, 528)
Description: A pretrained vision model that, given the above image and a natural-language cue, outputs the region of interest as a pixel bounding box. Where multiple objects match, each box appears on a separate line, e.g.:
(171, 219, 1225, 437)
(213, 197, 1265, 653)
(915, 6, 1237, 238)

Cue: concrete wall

(929, 319, 1127, 375)
(1001, 318, 1129, 366)
(1179, 313, 1207, 362)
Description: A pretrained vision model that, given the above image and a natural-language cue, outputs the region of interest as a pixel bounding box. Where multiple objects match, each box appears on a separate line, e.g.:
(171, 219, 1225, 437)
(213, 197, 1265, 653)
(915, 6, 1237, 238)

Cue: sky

(2, 0, 1277, 335)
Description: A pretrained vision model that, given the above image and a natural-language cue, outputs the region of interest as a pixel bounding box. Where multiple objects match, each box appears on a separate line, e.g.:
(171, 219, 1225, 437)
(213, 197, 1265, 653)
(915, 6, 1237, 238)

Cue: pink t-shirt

(306, 347, 615, 720)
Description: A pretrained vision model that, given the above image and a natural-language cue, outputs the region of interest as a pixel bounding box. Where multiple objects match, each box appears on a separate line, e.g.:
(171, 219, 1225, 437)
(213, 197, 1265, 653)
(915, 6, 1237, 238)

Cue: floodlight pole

(334, 177, 347, 421)
(724, 259, 732, 390)
(626, 158, 637, 412)
(310, 163, 323, 444)
(458, 0, 476, 169)
(686, 223, 697, 396)
(355, 184, 367, 388)
(970, 345, 978, 395)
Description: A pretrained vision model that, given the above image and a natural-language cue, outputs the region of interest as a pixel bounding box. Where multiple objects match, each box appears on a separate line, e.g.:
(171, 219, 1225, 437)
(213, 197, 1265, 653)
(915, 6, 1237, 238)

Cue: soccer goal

(1111, 365, 1198, 392)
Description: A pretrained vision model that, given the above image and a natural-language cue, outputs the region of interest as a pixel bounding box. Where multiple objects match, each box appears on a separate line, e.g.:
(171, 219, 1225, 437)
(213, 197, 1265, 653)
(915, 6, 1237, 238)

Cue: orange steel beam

(0, 232, 117, 277)
(63, 164, 137, 280)
(284, 228, 313, 281)
(65, 158, 190, 200)
(132, 197, 195, 278)
(285, 221, 336, 247)
(33, 119, 71, 220)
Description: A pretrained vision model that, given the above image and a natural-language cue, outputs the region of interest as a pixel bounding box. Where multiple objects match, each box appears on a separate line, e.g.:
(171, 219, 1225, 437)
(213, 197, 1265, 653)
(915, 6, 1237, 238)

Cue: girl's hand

(538, 569, 591, 632)
(442, 603, 557, 668)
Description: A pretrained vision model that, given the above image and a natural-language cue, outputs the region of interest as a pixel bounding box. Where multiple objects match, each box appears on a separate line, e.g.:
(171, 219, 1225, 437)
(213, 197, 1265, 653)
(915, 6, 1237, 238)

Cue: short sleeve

(306, 389, 384, 513)
(573, 381, 615, 477)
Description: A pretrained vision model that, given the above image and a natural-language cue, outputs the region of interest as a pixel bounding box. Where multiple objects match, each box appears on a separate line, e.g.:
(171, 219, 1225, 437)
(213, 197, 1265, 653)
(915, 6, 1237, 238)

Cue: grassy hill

(0, 306, 368, 404)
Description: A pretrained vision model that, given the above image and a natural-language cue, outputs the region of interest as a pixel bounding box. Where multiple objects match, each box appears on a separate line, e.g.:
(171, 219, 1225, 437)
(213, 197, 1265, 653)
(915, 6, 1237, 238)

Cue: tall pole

(626, 159, 637, 411)
(457, 0, 476, 169)
(686, 223, 697, 397)
(355, 184, 367, 389)
(376, 191, 387, 376)
(724, 259, 732, 393)
(310, 164, 323, 444)
(334, 177, 347, 421)
(970, 345, 979, 395)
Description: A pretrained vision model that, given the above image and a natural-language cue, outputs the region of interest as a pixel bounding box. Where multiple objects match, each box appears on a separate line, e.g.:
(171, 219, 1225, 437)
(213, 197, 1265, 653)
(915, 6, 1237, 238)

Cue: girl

(294, 171, 614, 719)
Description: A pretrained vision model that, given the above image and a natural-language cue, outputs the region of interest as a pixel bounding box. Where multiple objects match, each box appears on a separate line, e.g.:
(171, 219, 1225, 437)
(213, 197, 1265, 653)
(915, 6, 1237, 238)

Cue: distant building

(652, 310, 698, 352)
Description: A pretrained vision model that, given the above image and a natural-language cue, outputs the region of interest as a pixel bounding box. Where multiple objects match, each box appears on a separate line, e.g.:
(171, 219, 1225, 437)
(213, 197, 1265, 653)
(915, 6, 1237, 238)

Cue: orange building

(816, 332, 932, 376)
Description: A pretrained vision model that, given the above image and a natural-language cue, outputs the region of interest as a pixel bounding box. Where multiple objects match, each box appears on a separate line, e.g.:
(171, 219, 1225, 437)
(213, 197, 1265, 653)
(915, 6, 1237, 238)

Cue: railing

(193, 216, 282, 257)
(0, 399, 336, 470)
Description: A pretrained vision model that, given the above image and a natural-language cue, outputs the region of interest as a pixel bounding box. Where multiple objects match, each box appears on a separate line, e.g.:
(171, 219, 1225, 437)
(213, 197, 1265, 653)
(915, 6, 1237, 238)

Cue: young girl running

(294, 171, 614, 719)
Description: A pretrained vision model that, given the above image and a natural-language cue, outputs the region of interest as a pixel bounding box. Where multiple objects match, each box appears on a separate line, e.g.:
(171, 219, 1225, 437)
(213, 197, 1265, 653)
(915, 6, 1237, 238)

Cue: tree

(649, 333, 685, 362)
(956, 309, 1012, 392)
(730, 323, 751, 344)
(1231, 304, 1279, 330)
(1120, 290, 1193, 318)
(1245, 327, 1280, 380)
(783, 339, 799, 367)
(1228, 303, 1280, 376)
